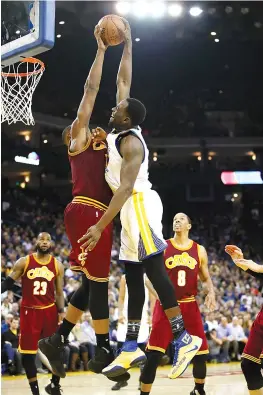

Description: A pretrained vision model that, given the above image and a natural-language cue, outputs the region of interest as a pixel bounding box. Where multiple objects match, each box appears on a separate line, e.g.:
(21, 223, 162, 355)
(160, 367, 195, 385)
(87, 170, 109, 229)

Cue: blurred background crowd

(1, 188, 262, 375)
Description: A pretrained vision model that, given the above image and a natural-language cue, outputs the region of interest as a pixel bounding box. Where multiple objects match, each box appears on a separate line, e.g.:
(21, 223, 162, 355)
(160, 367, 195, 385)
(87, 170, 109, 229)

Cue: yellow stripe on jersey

(72, 196, 107, 211)
(22, 255, 30, 276)
(133, 192, 157, 256)
(242, 353, 261, 364)
(178, 296, 195, 303)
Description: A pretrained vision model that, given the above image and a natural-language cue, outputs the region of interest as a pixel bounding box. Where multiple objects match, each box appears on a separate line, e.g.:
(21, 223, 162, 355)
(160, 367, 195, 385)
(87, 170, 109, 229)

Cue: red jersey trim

(170, 238, 194, 251)
(72, 196, 108, 211)
(32, 253, 52, 266)
(21, 302, 55, 310)
(197, 244, 202, 268)
(68, 133, 92, 156)
(22, 256, 30, 276)
(71, 265, 109, 282)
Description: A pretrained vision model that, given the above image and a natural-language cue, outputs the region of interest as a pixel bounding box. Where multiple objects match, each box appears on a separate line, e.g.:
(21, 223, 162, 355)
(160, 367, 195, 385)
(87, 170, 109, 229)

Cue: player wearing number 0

(140, 213, 216, 395)
(1, 232, 65, 395)
(225, 245, 263, 395)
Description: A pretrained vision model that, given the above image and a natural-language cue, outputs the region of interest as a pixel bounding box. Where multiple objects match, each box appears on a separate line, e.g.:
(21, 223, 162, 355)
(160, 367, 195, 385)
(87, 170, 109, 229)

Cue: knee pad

(140, 350, 163, 384)
(70, 274, 90, 312)
(21, 354, 37, 380)
(125, 262, 145, 320)
(89, 280, 109, 320)
(241, 358, 263, 390)
(192, 354, 207, 380)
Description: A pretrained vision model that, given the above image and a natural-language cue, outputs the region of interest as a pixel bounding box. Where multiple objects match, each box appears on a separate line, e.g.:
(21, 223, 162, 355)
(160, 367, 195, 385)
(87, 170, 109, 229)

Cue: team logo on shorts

(78, 247, 87, 266)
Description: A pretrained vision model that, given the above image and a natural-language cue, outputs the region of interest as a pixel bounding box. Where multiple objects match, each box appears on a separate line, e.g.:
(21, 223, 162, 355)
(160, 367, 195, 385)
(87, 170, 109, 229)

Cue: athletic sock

(29, 381, 40, 395)
(96, 333, 111, 352)
(169, 314, 185, 340)
(51, 374, 60, 387)
(126, 321, 140, 341)
(194, 383, 205, 394)
(57, 318, 75, 338)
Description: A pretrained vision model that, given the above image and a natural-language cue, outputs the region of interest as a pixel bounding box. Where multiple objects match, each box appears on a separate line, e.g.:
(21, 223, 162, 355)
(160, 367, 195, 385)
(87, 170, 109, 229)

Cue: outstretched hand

(78, 225, 102, 252)
(225, 245, 243, 260)
(94, 25, 108, 51)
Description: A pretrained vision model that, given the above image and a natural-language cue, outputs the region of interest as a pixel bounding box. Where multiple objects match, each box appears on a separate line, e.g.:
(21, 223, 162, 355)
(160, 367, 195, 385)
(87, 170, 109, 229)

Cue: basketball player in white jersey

(111, 273, 153, 391)
(79, 25, 202, 384)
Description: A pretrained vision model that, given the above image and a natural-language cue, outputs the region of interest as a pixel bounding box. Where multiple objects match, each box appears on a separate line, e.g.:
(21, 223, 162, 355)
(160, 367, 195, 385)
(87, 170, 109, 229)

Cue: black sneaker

(87, 347, 114, 373)
(45, 383, 63, 395)
(111, 381, 128, 391)
(190, 390, 206, 395)
(107, 372, 131, 383)
(38, 334, 66, 378)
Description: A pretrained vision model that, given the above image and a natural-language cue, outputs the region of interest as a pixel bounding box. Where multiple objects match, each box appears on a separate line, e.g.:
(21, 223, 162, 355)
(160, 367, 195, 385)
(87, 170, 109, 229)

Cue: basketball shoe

(102, 340, 147, 378)
(45, 383, 62, 395)
(168, 331, 202, 379)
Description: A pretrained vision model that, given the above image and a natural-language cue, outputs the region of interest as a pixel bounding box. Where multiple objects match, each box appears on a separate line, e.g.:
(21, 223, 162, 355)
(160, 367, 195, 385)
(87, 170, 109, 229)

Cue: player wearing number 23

(1, 232, 64, 355)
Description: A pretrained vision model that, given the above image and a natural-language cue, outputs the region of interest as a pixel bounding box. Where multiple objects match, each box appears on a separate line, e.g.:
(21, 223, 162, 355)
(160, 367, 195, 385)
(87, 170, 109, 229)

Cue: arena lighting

(189, 7, 203, 17)
(56, 34, 61, 38)
(25, 175, 30, 183)
(132, 1, 149, 18)
(197, 155, 202, 161)
(233, 193, 238, 198)
(20, 182, 26, 189)
(25, 135, 30, 141)
(150, 1, 166, 18)
(214, 38, 219, 43)
(43, 139, 48, 143)
(252, 154, 256, 160)
(168, 4, 183, 17)
(16, 30, 20, 34)
(211, 32, 216, 36)
(14, 152, 40, 166)
(59, 21, 65, 25)
(221, 171, 263, 185)
(116, 1, 131, 15)
(135, 37, 140, 42)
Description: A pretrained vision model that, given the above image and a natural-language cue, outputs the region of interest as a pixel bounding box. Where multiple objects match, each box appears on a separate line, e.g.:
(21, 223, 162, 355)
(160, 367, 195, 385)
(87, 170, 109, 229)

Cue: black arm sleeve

(247, 269, 263, 281)
(1, 276, 15, 293)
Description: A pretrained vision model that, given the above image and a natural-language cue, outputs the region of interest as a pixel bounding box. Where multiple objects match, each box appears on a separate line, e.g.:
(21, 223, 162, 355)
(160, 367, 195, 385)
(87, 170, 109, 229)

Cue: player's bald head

(37, 232, 51, 241)
(173, 213, 192, 233)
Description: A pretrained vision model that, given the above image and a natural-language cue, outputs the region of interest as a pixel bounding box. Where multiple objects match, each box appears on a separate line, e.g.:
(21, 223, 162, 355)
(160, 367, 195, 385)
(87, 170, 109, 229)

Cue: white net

(1, 58, 45, 126)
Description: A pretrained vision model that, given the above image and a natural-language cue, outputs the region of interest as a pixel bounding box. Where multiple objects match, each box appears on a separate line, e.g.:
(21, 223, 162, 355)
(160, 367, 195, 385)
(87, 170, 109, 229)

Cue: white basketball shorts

(119, 190, 167, 262)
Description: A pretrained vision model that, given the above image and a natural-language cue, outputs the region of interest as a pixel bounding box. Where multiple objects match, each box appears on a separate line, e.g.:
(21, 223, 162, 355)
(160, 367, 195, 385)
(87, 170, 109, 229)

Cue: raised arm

(54, 260, 65, 318)
(198, 245, 216, 311)
(116, 19, 132, 104)
(79, 135, 143, 251)
(1, 257, 27, 293)
(69, 26, 107, 153)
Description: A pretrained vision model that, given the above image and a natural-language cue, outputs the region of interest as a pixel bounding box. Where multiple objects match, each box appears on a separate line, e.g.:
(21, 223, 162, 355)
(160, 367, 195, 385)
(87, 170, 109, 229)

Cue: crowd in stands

(1, 189, 262, 375)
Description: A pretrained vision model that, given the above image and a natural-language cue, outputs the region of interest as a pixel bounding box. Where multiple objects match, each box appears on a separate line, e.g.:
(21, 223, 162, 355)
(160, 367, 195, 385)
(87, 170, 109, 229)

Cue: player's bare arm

(79, 135, 144, 251)
(118, 276, 126, 324)
(116, 19, 132, 104)
(69, 25, 107, 153)
(198, 246, 216, 311)
(54, 260, 65, 320)
(1, 257, 27, 293)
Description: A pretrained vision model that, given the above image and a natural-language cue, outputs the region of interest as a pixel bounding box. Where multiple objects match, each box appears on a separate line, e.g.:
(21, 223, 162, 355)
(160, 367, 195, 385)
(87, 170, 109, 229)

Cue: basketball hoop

(1, 57, 45, 126)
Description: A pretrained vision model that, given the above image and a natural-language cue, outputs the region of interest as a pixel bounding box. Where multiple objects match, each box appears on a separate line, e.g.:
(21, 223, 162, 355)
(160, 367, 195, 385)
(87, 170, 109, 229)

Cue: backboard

(1, 0, 55, 67)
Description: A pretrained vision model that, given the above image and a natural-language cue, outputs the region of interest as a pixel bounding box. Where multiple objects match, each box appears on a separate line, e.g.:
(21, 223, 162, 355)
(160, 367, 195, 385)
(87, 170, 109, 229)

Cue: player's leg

(191, 355, 207, 395)
(140, 301, 172, 394)
(241, 310, 263, 394)
(19, 308, 41, 395)
(39, 274, 90, 378)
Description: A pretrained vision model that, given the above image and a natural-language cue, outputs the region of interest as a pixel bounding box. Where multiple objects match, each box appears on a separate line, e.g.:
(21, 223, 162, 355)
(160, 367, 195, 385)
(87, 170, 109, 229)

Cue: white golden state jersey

(105, 126, 152, 193)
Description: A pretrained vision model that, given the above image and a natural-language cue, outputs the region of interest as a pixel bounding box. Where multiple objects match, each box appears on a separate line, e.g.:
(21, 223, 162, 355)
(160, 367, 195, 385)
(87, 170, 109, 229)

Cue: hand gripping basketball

(91, 127, 107, 142)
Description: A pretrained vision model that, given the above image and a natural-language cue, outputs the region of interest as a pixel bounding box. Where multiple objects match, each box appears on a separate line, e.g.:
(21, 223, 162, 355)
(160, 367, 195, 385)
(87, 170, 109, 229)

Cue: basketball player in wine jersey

(79, 37, 202, 384)
(225, 245, 263, 395)
(39, 23, 131, 383)
(1, 232, 64, 395)
(140, 213, 216, 395)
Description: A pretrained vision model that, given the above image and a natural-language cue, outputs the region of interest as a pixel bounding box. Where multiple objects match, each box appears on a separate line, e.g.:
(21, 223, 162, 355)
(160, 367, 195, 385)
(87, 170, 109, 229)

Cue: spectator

(229, 316, 247, 361)
(207, 329, 223, 362)
(216, 317, 232, 362)
(1, 318, 22, 374)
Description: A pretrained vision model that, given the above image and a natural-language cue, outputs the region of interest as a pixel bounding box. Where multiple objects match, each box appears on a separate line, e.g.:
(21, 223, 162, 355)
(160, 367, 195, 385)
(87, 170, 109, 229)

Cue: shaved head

(36, 232, 52, 254)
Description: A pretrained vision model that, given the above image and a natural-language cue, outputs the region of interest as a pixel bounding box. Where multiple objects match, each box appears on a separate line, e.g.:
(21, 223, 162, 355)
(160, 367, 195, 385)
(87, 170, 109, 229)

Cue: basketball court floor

(2, 363, 248, 395)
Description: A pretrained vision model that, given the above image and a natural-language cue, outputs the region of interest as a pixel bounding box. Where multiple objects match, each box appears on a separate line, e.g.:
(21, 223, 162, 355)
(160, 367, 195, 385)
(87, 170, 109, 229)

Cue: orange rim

(1, 57, 45, 77)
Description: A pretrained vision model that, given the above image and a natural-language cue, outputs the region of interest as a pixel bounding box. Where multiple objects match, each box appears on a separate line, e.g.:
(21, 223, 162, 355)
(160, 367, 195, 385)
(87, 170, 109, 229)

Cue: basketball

(98, 15, 125, 46)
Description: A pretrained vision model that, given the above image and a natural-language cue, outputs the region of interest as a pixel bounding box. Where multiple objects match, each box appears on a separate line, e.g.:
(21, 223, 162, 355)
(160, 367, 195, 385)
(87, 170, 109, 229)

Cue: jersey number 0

(33, 281, 47, 295)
